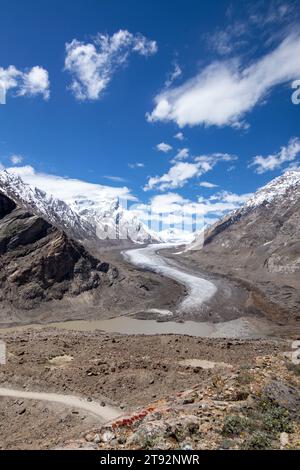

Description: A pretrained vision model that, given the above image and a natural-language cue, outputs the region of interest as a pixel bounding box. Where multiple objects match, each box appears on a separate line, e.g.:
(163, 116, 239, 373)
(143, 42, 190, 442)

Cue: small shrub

(222, 415, 251, 437)
(262, 406, 293, 433)
(241, 431, 272, 450)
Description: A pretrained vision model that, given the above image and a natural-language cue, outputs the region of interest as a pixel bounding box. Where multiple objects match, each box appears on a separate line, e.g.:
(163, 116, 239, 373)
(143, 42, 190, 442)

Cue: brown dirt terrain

(0, 328, 298, 449)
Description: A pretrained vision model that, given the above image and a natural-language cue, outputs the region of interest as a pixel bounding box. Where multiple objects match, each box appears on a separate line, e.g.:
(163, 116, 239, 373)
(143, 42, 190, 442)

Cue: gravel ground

(0, 327, 292, 449)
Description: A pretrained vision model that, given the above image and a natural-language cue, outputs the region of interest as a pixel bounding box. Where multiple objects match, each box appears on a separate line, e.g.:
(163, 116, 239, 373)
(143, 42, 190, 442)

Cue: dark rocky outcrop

(0, 192, 116, 310)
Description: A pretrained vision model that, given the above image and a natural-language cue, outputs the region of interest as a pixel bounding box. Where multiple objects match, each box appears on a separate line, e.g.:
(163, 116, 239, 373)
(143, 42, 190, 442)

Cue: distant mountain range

(0, 170, 159, 245)
(0, 168, 299, 324)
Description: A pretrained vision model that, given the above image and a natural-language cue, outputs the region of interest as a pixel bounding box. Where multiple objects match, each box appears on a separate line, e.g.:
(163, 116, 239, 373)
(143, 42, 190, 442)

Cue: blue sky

(0, 0, 300, 227)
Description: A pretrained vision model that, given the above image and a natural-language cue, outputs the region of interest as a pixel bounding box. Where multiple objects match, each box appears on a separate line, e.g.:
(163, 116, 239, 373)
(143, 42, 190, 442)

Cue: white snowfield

(124, 243, 217, 311)
(244, 170, 300, 209)
(0, 387, 121, 422)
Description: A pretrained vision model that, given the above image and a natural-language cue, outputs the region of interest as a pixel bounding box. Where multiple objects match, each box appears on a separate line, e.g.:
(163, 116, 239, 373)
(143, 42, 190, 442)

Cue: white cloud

(10, 154, 23, 165)
(65, 30, 157, 100)
(194, 152, 237, 173)
(207, 1, 299, 57)
(18, 66, 50, 99)
(0, 65, 50, 100)
(211, 31, 234, 55)
(147, 33, 300, 128)
(144, 161, 199, 191)
(149, 193, 188, 213)
(171, 148, 189, 162)
(5, 165, 136, 203)
(174, 132, 184, 141)
(131, 189, 253, 232)
(249, 137, 300, 173)
(209, 190, 253, 204)
(165, 62, 182, 88)
(144, 153, 237, 191)
(199, 181, 218, 188)
(286, 161, 300, 172)
(103, 175, 127, 183)
(156, 142, 173, 153)
(128, 162, 144, 169)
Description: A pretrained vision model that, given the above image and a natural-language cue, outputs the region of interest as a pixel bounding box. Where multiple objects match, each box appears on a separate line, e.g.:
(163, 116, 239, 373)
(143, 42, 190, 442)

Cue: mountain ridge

(184, 170, 300, 320)
(0, 170, 159, 246)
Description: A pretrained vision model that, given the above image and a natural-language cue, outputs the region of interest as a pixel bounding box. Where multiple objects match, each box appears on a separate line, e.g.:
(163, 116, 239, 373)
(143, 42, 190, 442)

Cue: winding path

(0, 387, 121, 422)
(123, 243, 217, 311)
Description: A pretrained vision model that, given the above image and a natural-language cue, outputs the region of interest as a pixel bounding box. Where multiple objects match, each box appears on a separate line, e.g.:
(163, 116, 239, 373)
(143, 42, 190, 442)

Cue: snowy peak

(244, 170, 300, 210)
(158, 228, 196, 244)
(0, 170, 95, 242)
(0, 170, 159, 245)
(187, 170, 300, 251)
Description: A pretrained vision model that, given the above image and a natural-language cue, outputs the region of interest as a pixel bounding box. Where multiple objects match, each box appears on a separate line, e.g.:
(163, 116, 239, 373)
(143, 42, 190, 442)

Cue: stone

(280, 432, 289, 449)
(263, 380, 300, 417)
(101, 430, 115, 443)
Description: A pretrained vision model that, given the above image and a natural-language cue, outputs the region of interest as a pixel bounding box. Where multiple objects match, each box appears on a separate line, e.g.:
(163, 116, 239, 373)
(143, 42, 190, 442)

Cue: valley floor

(0, 246, 299, 450)
(0, 328, 299, 450)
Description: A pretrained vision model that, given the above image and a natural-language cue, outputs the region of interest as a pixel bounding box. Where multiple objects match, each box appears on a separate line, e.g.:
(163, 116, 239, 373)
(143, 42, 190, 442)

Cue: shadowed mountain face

(185, 171, 300, 319)
(0, 192, 115, 310)
(0, 191, 181, 326)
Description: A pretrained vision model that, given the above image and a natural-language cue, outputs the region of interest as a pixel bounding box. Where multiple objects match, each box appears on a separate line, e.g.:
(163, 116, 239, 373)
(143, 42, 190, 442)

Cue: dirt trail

(0, 387, 121, 422)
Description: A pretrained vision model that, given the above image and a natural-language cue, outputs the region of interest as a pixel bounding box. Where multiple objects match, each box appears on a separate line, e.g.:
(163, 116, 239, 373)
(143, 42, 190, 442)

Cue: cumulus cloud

(199, 181, 218, 188)
(144, 152, 236, 191)
(144, 162, 200, 191)
(171, 148, 189, 162)
(131, 189, 253, 232)
(10, 154, 23, 165)
(194, 152, 237, 173)
(5, 165, 136, 204)
(156, 142, 173, 153)
(147, 33, 300, 128)
(18, 66, 50, 99)
(65, 30, 157, 100)
(249, 137, 300, 173)
(0, 65, 50, 101)
(174, 132, 184, 141)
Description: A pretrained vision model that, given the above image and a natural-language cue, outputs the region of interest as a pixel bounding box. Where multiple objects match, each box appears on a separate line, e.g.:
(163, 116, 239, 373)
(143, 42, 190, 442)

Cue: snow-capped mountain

(243, 170, 300, 210)
(189, 170, 300, 251)
(66, 194, 160, 244)
(185, 170, 300, 317)
(0, 170, 95, 242)
(158, 227, 196, 244)
(0, 170, 159, 244)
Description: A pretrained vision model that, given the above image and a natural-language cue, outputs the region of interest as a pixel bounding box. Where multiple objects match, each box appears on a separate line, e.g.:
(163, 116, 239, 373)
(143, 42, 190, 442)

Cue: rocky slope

(185, 171, 300, 319)
(0, 190, 182, 325)
(0, 191, 117, 312)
